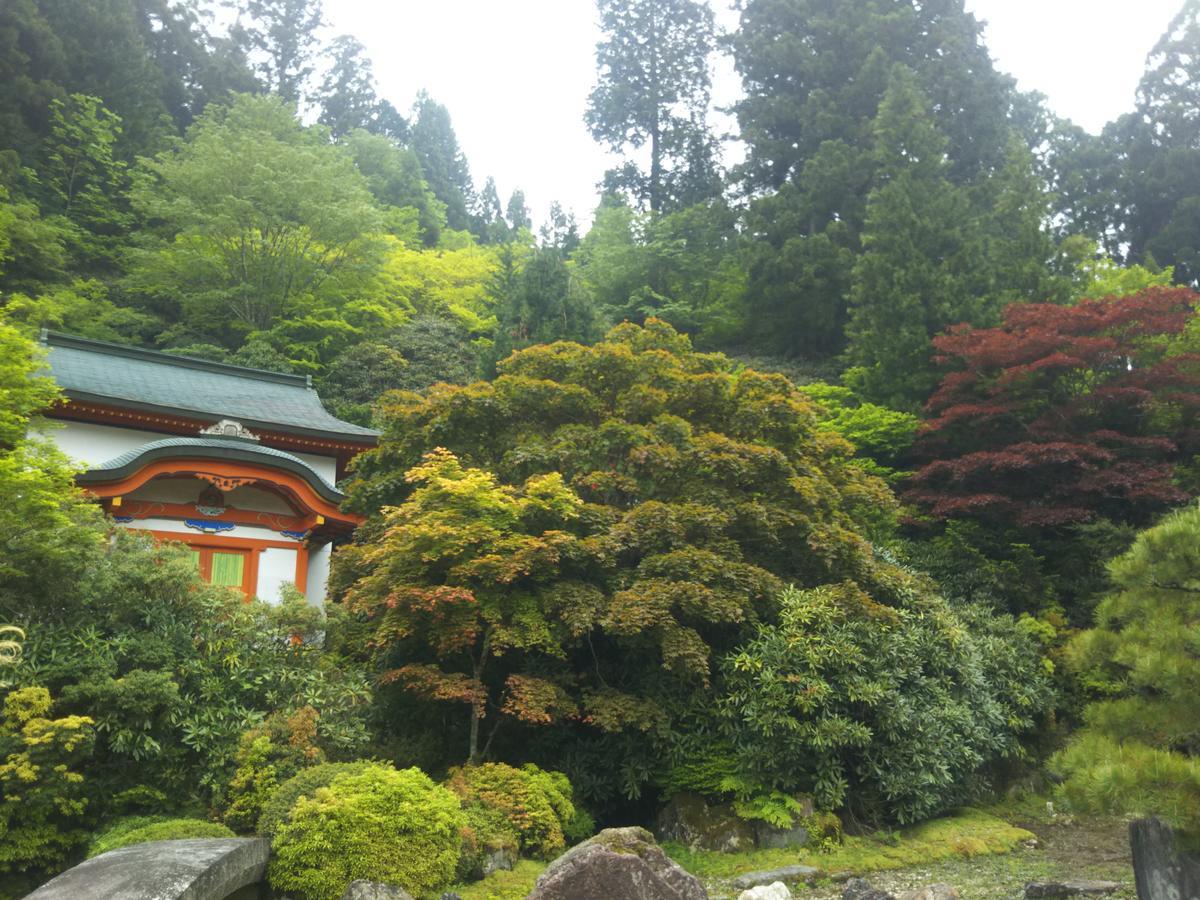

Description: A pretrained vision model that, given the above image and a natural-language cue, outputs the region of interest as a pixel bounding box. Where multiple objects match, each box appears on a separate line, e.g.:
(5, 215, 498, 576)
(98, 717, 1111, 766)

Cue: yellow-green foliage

(664, 808, 1032, 880)
(256, 761, 374, 837)
(0, 687, 94, 874)
(87, 816, 234, 857)
(446, 763, 576, 860)
(268, 763, 465, 900)
(1052, 732, 1200, 826)
(220, 706, 324, 832)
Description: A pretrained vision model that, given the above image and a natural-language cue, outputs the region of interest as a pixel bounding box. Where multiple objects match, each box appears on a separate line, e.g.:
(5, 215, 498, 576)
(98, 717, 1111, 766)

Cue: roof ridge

(41, 331, 312, 389)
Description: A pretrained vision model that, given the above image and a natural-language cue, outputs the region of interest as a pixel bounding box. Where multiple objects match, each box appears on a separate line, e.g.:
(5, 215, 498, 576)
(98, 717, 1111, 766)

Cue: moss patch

(664, 808, 1033, 880)
(445, 859, 547, 900)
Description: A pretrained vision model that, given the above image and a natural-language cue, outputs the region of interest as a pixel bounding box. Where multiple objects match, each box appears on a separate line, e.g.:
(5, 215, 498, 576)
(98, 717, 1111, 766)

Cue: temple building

(37, 331, 377, 605)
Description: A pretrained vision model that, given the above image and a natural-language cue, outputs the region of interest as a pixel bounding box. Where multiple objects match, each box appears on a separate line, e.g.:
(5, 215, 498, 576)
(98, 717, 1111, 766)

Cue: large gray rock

(731, 866, 820, 890)
(341, 881, 415, 900)
(656, 793, 757, 852)
(753, 797, 815, 850)
(25, 838, 269, 900)
(1131, 817, 1200, 900)
(842, 878, 896, 900)
(480, 846, 516, 877)
(527, 826, 707, 900)
(1024, 882, 1119, 897)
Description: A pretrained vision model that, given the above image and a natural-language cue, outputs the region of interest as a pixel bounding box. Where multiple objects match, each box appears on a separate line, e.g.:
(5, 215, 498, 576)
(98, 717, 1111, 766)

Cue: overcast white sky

(321, 0, 1183, 229)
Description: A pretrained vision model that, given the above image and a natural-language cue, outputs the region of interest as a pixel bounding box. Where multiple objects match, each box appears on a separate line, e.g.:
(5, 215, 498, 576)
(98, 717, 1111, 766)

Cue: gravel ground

(706, 815, 1137, 900)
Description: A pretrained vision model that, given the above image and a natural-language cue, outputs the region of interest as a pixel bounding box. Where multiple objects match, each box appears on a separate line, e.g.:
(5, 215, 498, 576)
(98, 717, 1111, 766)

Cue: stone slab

(25, 837, 269, 900)
(1131, 818, 1200, 900)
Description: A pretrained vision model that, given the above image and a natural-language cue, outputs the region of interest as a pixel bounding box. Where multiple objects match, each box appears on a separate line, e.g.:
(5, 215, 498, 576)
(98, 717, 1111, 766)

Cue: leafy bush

(268, 763, 465, 899)
(0, 687, 94, 875)
(721, 579, 1053, 824)
(219, 707, 324, 832)
(1053, 506, 1200, 829)
(798, 381, 919, 485)
(9, 534, 372, 809)
(87, 816, 234, 857)
(446, 763, 578, 860)
(256, 760, 374, 837)
(456, 802, 519, 882)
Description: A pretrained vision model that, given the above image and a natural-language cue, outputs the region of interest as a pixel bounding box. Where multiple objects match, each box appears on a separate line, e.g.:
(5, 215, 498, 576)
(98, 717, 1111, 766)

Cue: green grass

(664, 808, 1033, 880)
(441, 859, 547, 900)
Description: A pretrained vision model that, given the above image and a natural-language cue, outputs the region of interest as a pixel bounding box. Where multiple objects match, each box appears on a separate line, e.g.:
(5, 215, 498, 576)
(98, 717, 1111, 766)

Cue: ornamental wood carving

(196, 473, 258, 491)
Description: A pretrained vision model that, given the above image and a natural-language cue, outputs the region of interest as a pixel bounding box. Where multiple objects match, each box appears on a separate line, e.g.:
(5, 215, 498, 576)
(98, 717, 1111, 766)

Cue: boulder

(341, 881, 415, 900)
(738, 883, 793, 900)
(527, 826, 708, 900)
(1130, 817, 1200, 900)
(480, 846, 516, 877)
(656, 793, 757, 852)
(731, 866, 820, 890)
(898, 887, 959, 900)
(842, 878, 896, 900)
(1024, 882, 1120, 897)
(753, 796, 815, 850)
(753, 821, 811, 850)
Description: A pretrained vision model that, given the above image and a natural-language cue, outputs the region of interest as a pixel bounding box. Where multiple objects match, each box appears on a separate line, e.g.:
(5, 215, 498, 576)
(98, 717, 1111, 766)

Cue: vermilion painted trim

(146, 529, 304, 551)
(108, 499, 316, 533)
(145, 529, 308, 601)
(85, 458, 362, 527)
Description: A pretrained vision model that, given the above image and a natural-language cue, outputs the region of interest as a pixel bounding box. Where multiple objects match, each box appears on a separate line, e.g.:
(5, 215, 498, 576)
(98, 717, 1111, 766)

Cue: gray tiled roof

(76, 436, 345, 503)
(42, 332, 377, 442)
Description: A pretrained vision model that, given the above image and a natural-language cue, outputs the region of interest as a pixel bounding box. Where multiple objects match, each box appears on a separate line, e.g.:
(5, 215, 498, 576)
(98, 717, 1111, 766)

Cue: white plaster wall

(40, 420, 340, 486)
(39, 420, 162, 466)
(133, 476, 201, 504)
(130, 518, 300, 544)
(257, 546, 299, 605)
(293, 450, 338, 484)
(306, 541, 332, 607)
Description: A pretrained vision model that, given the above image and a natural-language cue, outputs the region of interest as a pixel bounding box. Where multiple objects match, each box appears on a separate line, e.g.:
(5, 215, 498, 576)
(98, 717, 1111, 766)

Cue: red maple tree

(908, 287, 1200, 528)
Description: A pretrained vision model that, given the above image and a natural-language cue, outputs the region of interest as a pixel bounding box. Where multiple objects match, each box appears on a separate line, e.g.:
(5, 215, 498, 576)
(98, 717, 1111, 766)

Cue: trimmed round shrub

(445, 763, 577, 859)
(267, 764, 465, 900)
(256, 761, 373, 837)
(87, 816, 234, 857)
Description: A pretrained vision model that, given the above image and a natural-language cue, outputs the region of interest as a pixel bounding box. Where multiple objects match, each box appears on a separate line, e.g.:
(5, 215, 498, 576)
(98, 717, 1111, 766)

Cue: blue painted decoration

(184, 518, 236, 534)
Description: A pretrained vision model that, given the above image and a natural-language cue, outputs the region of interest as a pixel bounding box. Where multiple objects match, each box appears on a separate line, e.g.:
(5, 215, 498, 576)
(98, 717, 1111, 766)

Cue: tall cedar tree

(236, 0, 324, 106)
(1108, 1, 1200, 284)
(334, 320, 894, 765)
(409, 93, 475, 233)
(586, 0, 720, 213)
(728, 0, 1038, 359)
(845, 66, 985, 410)
(316, 35, 406, 140)
(908, 286, 1200, 529)
(730, 0, 1014, 191)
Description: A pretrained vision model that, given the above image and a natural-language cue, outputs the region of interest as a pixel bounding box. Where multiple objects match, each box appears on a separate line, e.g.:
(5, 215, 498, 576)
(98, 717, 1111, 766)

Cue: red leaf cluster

(910, 287, 1200, 528)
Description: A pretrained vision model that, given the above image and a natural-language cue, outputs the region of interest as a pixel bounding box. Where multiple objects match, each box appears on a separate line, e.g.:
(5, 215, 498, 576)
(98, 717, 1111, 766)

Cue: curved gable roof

(42, 332, 377, 443)
(76, 436, 346, 505)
